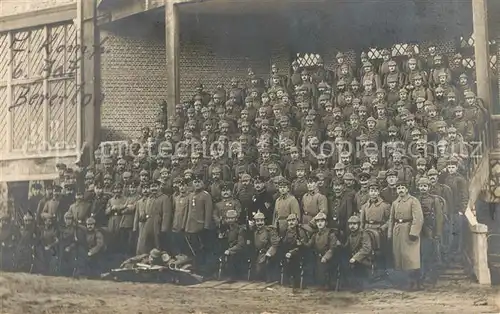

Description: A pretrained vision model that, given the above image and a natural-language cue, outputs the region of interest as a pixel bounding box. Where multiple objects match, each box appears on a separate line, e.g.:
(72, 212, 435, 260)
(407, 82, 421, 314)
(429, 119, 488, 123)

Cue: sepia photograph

(0, 0, 500, 313)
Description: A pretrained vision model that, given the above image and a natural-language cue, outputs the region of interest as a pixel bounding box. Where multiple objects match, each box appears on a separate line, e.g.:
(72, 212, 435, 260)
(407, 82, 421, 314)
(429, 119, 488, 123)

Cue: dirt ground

(0, 272, 499, 314)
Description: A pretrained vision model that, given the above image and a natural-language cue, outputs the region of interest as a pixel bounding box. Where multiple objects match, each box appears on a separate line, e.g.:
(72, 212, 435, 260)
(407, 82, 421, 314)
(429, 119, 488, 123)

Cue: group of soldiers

(0, 44, 483, 291)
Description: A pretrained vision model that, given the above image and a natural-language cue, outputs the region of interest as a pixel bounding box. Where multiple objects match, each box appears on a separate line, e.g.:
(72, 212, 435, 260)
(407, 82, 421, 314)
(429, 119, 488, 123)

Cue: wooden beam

(0, 3, 76, 33)
(79, 0, 102, 166)
(165, 0, 180, 124)
(472, 0, 492, 110)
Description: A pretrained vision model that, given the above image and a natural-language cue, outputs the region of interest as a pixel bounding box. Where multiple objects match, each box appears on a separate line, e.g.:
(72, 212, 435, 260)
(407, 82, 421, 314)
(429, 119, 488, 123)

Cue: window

(295, 53, 321, 67)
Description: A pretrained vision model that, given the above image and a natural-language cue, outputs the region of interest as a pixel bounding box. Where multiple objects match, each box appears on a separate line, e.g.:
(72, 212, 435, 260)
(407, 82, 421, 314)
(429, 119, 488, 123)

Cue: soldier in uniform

(39, 213, 58, 275)
(273, 179, 301, 237)
(214, 183, 242, 228)
(306, 212, 339, 289)
(85, 217, 106, 277)
(42, 185, 64, 224)
(218, 209, 246, 280)
(301, 176, 328, 225)
(345, 215, 373, 292)
(251, 176, 275, 225)
(58, 211, 87, 277)
(444, 157, 468, 255)
(121, 183, 139, 256)
(105, 183, 127, 253)
(248, 211, 280, 282)
(415, 177, 445, 285)
(280, 213, 309, 288)
(184, 175, 214, 270)
(360, 180, 391, 270)
(388, 181, 424, 291)
(68, 190, 91, 226)
(13, 212, 38, 272)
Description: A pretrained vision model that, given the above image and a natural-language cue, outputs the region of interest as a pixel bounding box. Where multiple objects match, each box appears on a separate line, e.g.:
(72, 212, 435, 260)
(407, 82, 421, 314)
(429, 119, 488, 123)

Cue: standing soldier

(170, 180, 189, 256)
(443, 157, 468, 255)
(251, 176, 275, 225)
(133, 184, 154, 255)
(150, 180, 174, 253)
(213, 183, 242, 228)
(249, 211, 280, 282)
(42, 185, 63, 224)
(105, 183, 127, 253)
(90, 183, 109, 228)
(184, 175, 214, 270)
(120, 183, 139, 256)
(415, 177, 445, 285)
(360, 180, 390, 270)
(273, 180, 301, 237)
(388, 181, 424, 291)
(301, 176, 328, 225)
(68, 191, 91, 226)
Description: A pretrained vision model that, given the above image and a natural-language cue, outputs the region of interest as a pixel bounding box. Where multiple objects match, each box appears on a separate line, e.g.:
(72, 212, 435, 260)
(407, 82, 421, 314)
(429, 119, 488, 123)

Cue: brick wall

(100, 14, 289, 140)
(0, 0, 75, 16)
(100, 20, 168, 141)
(179, 14, 289, 101)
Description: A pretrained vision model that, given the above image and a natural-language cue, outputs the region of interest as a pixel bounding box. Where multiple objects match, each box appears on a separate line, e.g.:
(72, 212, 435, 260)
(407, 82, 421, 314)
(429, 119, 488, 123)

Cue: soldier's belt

(395, 219, 412, 224)
(365, 220, 383, 225)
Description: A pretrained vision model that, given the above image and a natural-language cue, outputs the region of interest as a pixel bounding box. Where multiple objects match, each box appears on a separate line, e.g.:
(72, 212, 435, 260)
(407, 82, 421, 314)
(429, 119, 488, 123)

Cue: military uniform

(388, 189, 423, 272)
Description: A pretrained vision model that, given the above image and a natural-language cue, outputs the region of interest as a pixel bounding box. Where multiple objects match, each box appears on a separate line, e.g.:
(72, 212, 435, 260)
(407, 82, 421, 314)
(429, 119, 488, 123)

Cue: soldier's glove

(409, 235, 418, 241)
(349, 258, 356, 264)
(296, 240, 303, 246)
(65, 247, 72, 252)
(88, 252, 93, 257)
(320, 256, 328, 264)
(265, 252, 272, 258)
(224, 250, 230, 256)
(44, 246, 50, 251)
(285, 252, 292, 259)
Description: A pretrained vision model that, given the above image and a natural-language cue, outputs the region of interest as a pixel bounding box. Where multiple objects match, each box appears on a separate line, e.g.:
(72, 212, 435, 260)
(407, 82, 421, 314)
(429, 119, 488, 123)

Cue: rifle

(279, 259, 285, 285)
(299, 256, 305, 289)
(29, 244, 36, 273)
(72, 228, 80, 277)
(335, 262, 341, 291)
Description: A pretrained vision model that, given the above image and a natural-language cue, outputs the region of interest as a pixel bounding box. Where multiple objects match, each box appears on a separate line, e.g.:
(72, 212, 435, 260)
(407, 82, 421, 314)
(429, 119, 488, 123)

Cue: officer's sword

(184, 236, 196, 257)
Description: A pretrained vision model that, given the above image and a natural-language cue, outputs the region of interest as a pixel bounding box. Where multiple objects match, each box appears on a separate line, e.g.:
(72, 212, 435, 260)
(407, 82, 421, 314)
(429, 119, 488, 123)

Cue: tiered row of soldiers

(1, 45, 483, 291)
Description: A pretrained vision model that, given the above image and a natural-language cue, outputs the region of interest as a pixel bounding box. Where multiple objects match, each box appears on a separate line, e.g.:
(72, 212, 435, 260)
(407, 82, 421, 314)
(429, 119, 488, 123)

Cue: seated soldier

(306, 212, 340, 290)
(218, 209, 246, 281)
(345, 216, 373, 292)
(248, 211, 280, 282)
(280, 213, 309, 288)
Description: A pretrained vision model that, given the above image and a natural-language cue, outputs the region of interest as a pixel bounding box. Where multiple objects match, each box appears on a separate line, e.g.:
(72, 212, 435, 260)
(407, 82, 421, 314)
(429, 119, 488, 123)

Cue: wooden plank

(240, 282, 266, 290)
(217, 281, 253, 290)
(0, 4, 76, 33)
(261, 281, 279, 289)
(189, 280, 227, 288)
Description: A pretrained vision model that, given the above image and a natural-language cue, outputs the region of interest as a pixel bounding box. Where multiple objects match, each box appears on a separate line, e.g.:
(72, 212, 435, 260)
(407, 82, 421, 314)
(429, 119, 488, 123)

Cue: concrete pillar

(472, 0, 492, 111)
(165, 0, 180, 125)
